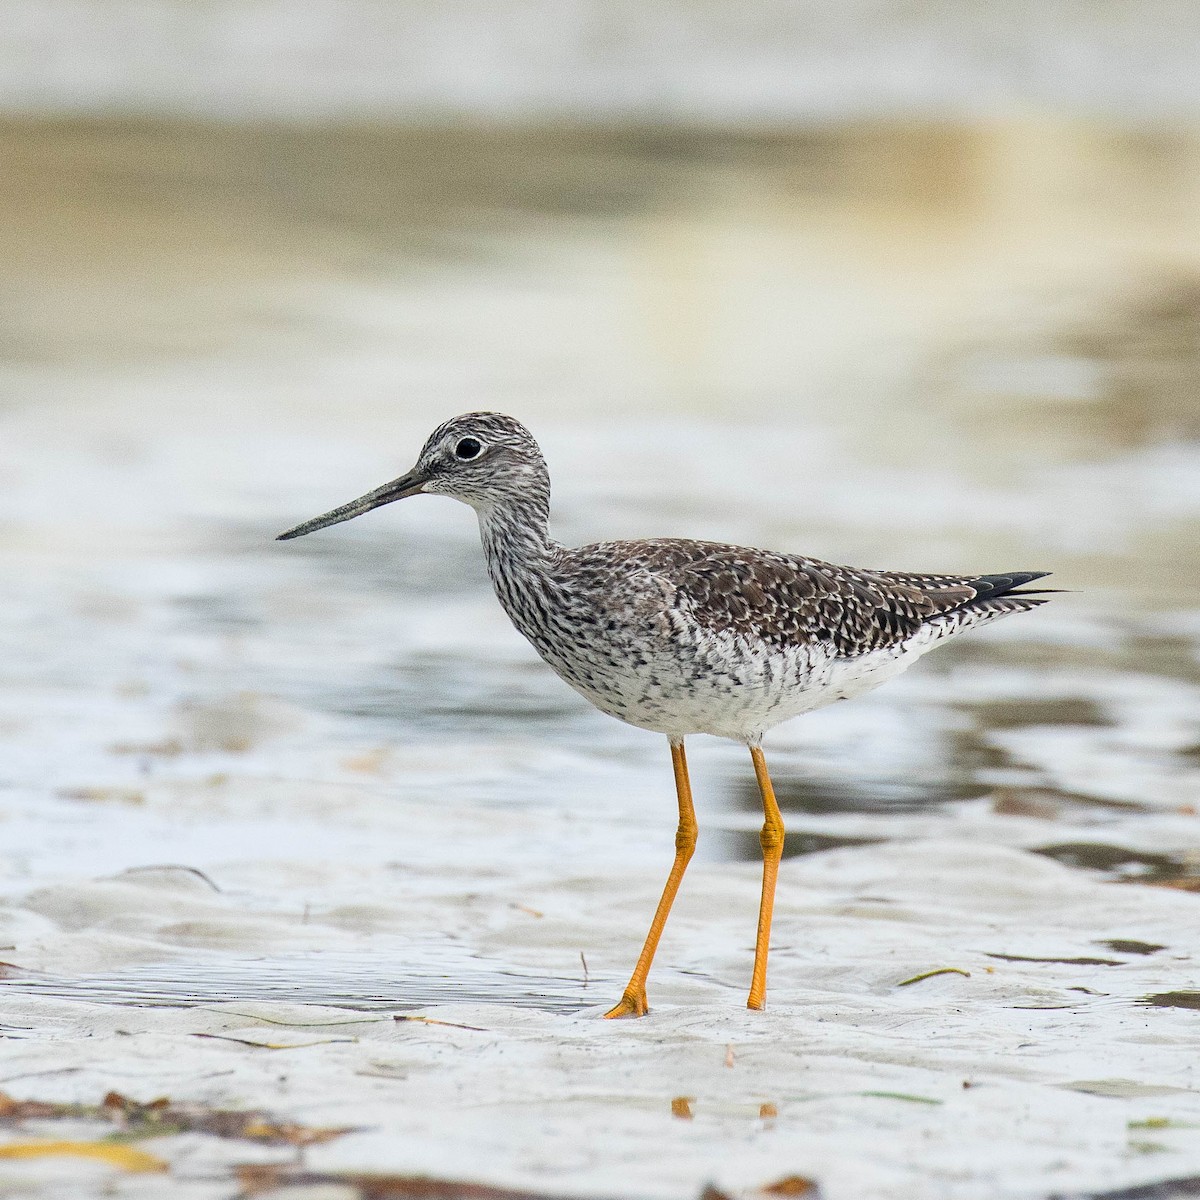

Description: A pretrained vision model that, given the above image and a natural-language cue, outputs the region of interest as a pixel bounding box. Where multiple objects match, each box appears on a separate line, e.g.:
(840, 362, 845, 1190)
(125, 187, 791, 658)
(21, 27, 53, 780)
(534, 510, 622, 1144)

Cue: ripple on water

(0, 947, 599, 1015)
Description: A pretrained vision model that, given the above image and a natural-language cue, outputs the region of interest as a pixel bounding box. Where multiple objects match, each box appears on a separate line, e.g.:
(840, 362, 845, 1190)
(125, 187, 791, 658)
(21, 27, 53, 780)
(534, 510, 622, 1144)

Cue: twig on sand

(896, 967, 971, 987)
(394, 1015, 487, 1032)
(117, 864, 222, 891)
(199, 1008, 388, 1028)
(191, 1032, 356, 1050)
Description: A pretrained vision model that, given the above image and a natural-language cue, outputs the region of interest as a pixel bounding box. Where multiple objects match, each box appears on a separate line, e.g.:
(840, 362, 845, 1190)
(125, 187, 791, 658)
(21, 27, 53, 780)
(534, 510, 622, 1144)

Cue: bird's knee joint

(759, 821, 785, 855)
(675, 824, 698, 857)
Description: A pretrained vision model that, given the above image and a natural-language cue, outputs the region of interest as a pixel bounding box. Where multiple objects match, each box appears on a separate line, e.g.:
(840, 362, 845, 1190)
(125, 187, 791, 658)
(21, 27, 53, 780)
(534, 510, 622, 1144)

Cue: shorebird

(279, 412, 1052, 1017)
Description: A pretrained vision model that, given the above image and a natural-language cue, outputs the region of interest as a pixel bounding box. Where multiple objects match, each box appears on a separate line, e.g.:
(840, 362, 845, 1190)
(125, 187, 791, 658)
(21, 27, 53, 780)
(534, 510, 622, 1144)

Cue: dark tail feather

(910, 571, 1060, 639)
(964, 572, 1060, 600)
(942, 571, 1061, 624)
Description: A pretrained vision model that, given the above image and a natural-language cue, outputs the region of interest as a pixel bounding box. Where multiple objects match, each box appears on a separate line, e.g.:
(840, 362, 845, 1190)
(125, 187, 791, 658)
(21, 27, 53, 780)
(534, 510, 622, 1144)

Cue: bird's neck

(476, 488, 562, 581)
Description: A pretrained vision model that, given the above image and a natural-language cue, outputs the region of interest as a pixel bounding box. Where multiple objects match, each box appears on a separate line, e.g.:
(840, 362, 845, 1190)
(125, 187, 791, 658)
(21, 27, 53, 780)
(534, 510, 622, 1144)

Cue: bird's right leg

(604, 739, 697, 1018)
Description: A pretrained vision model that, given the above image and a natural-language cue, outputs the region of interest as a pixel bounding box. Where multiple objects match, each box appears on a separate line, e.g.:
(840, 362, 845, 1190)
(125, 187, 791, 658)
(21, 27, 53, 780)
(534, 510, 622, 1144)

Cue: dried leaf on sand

(239, 1165, 706, 1199)
(0, 1140, 166, 1172)
(761, 1176, 820, 1197)
(0, 1090, 353, 1147)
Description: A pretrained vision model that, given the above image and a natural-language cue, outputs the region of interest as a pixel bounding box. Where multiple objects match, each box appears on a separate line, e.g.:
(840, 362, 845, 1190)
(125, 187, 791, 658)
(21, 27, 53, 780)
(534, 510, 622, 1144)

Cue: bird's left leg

(604, 739, 697, 1018)
(746, 744, 785, 1010)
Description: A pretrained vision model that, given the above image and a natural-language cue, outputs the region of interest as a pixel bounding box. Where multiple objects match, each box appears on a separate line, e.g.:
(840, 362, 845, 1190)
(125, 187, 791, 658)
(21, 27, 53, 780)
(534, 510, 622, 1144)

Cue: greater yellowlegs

(279, 412, 1053, 1017)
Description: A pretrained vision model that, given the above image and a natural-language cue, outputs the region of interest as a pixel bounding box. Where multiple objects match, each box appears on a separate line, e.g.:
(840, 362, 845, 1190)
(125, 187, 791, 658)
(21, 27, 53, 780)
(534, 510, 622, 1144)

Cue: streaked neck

(477, 488, 560, 573)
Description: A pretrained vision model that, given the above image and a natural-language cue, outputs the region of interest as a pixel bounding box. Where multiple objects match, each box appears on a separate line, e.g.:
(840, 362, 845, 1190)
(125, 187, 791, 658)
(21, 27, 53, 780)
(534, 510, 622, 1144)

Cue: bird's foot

(603, 988, 649, 1019)
(746, 991, 766, 1011)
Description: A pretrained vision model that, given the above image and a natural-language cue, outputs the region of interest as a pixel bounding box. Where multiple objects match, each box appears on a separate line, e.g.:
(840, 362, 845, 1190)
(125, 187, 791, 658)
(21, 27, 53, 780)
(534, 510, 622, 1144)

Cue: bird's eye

(454, 437, 483, 461)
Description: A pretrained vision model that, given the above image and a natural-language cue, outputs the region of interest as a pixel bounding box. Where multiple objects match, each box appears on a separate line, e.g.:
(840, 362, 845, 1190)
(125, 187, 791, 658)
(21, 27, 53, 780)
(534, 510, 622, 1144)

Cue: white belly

(541, 622, 945, 745)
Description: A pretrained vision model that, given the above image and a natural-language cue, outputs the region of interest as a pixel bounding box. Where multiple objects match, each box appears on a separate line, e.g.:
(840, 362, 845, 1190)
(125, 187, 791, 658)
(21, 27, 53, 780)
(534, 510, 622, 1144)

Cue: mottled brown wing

(623, 541, 1045, 656)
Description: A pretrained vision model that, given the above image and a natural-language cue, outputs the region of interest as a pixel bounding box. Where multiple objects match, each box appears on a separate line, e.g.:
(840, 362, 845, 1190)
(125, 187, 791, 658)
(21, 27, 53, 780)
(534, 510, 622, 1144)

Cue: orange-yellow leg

(747, 745, 785, 1010)
(604, 740, 698, 1018)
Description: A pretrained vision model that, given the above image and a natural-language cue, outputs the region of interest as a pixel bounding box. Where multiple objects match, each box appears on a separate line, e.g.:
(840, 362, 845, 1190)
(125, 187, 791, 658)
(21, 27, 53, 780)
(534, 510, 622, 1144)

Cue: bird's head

(276, 412, 547, 540)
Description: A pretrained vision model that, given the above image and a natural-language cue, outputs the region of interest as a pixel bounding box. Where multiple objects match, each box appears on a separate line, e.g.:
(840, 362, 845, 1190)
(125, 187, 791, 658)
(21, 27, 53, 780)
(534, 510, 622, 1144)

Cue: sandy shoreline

(3, 762, 1200, 1199)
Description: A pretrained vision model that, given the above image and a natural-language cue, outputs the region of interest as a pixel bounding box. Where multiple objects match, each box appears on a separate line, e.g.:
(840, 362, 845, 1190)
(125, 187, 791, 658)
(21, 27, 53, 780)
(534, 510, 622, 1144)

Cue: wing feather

(569, 539, 1050, 656)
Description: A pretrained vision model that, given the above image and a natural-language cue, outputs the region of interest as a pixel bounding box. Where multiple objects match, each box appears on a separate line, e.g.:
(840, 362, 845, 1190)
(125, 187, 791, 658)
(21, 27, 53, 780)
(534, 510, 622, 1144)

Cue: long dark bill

(276, 469, 426, 540)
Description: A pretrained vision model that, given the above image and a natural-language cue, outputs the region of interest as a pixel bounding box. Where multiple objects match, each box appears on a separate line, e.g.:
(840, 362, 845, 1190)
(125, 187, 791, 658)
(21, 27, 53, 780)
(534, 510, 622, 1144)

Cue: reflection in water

(728, 769, 986, 820)
(326, 660, 583, 738)
(929, 629, 1200, 685)
(1033, 842, 1200, 884)
(959, 697, 1110, 729)
(1140, 991, 1200, 1010)
(709, 827, 880, 864)
(986, 951, 1126, 966)
(1099, 939, 1166, 955)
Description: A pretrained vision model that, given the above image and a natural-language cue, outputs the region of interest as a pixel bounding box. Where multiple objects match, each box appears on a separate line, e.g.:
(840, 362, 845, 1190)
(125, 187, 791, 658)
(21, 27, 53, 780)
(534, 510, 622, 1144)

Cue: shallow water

(2, 119, 1200, 1200)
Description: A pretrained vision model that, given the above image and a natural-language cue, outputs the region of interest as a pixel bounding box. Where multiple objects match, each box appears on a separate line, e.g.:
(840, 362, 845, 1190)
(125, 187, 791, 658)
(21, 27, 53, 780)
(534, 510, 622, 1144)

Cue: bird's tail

(933, 571, 1059, 635)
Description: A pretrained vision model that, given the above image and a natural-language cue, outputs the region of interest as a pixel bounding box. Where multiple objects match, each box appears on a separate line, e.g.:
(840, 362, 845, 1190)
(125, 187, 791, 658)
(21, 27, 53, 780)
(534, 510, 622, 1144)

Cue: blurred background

(3, 2, 1200, 889)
